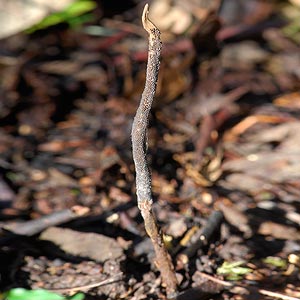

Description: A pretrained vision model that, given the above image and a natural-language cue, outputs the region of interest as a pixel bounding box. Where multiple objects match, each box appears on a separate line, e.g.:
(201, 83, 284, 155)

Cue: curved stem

(131, 4, 178, 298)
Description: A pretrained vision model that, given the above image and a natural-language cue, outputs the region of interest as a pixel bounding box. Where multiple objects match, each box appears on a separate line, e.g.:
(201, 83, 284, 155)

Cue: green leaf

(26, 0, 96, 33)
(65, 0, 97, 16)
(3, 288, 84, 300)
(70, 188, 81, 196)
(263, 256, 287, 269)
(281, 4, 300, 42)
(217, 261, 252, 280)
(4, 288, 63, 300)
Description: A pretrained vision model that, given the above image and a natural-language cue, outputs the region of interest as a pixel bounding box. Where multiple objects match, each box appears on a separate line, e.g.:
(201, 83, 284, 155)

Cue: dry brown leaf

(149, 0, 193, 36)
(289, 0, 300, 7)
(273, 92, 300, 109)
(40, 227, 124, 262)
(218, 201, 252, 237)
(258, 221, 300, 240)
(224, 115, 286, 141)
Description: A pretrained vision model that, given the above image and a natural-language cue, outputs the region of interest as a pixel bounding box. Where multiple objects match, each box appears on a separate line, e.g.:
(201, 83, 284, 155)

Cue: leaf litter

(0, 0, 300, 299)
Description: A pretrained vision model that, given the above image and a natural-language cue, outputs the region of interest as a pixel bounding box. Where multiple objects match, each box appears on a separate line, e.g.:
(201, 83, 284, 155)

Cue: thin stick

(258, 289, 300, 300)
(197, 272, 300, 300)
(131, 4, 178, 298)
(48, 272, 123, 294)
(3, 205, 90, 236)
(176, 211, 223, 263)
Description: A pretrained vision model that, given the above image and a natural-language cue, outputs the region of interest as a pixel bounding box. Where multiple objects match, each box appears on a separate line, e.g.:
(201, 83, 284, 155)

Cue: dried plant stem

(131, 4, 178, 298)
(198, 272, 300, 300)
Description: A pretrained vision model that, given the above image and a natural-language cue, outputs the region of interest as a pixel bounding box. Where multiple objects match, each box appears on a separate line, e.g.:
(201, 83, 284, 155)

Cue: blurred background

(1, 0, 300, 299)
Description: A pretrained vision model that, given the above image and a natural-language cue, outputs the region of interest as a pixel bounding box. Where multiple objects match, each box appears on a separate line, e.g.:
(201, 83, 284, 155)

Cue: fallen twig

(2, 205, 90, 236)
(176, 211, 224, 265)
(258, 289, 300, 300)
(131, 4, 178, 298)
(48, 272, 123, 294)
(198, 271, 300, 300)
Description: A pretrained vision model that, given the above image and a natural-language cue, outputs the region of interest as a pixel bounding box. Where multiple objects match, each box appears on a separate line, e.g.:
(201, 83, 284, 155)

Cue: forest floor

(0, 1, 300, 299)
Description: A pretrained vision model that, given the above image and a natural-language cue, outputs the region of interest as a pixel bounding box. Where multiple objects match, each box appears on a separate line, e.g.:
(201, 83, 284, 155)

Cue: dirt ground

(0, 1, 300, 299)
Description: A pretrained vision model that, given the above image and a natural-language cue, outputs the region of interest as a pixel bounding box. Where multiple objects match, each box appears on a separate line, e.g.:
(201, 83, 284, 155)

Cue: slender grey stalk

(131, 4, 178, 298)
